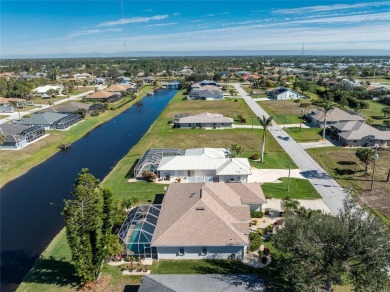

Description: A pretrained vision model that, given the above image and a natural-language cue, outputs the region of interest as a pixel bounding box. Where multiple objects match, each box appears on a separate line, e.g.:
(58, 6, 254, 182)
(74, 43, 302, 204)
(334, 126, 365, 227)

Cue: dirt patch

(361, 189, 390, 218)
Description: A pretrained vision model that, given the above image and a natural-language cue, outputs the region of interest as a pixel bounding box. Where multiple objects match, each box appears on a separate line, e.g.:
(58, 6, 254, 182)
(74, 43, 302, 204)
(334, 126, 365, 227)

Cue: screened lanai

(54, 114, 82, 129)
(118, 204, 162, 259)
(133, 148, 184, 178)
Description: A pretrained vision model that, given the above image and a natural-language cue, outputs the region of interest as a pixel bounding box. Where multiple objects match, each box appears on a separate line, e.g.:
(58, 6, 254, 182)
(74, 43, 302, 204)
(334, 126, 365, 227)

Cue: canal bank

(0, 89, 177, 292)
(0, 87, 152, 188)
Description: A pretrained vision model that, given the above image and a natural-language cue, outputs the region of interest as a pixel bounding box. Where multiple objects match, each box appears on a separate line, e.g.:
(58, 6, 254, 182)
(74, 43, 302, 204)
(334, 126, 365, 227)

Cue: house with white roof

(188, 85, 224, 100)
(266, 87, 303, 100)
(157, 148, 251, 183)
(32, 85, 64, 98)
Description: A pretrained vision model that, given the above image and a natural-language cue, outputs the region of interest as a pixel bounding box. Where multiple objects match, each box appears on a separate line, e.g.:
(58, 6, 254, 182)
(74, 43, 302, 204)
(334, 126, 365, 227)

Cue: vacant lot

(284, 127, 323, 142)
(307, 147, 390, 224)
(346, 100, 387, 126)
(259, 99, 317, 125)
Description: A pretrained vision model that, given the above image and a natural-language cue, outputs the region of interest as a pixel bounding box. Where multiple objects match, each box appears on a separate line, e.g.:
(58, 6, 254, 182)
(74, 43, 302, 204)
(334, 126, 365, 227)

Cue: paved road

(0, 86, 103, 125)
(234, 84, 348, 215)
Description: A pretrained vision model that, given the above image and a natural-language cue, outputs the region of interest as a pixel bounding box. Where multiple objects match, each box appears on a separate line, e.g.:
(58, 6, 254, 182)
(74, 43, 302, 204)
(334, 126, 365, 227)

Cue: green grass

(346, 100, 387, 125)
(284, 127, 322, 142)
(151, 259, 255, 275)
(262, 178, 321, 199)
(247, 152, 297, 169)
(273, 114, 302, 124)
(0, 115, 8, 119)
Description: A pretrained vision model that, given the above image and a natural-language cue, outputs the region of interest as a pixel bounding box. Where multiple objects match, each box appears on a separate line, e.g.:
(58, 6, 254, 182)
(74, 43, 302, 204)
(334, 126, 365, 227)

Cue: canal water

(0, 90, 177, 291)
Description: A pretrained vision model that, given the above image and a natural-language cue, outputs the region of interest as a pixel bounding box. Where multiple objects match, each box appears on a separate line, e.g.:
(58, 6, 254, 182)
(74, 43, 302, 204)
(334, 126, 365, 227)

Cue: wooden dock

(58, 143, 71, 150)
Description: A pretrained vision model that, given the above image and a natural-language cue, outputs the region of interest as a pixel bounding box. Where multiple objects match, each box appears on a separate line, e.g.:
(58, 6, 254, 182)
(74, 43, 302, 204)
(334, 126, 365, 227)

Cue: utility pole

(300, 107, 304, 131)
(370, 146, 379, 191)
(287, 160, 291, 192)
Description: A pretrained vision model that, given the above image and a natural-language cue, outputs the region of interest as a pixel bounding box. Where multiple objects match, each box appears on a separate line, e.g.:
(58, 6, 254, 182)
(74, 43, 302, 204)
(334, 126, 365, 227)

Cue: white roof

(178, 113, 233, 124)
(33, 85, 63, 94)
(184, 148, 227, 159)
(158, 156, 251, 175)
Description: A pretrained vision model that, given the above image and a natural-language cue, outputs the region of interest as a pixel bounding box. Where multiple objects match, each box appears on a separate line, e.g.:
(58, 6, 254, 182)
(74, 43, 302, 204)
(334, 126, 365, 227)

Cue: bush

(261, 256, 268, 264)
(265, 194, 273, 199)
(249, 154, 259, 160)
(252, 219, 258, 225)
(249, 232, 262, 251)
(257, 228, 263, 236)
(251, 211, 264, 218)
(268, 224, 274, 233)
(142, 171, 157, 182)
(90, 110, 100, 116)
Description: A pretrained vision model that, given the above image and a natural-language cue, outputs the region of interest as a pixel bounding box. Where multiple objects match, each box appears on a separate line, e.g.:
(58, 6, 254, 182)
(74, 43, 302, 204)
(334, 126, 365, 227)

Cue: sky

(1, 0, 390, 58)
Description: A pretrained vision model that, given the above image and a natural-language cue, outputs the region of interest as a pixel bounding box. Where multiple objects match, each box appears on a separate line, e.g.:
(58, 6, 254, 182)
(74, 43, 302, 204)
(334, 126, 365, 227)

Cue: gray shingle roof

(337, 121, 390, 140)
(139, 274, 265, 292)
(0, 124, 30, 135)
(17, 112, 68, 126)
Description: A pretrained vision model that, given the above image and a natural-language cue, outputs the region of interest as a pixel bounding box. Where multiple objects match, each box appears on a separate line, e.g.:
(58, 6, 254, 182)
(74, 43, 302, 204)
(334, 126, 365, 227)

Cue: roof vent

(196, 207, 205, 211)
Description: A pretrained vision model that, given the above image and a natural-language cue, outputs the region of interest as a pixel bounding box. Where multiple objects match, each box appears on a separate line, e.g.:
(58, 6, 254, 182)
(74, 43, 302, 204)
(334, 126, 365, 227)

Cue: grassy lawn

(346, 100, 387, 126)
(258, 99, 316, 125)
(247, 151, 297, 169)
(307, 147, 390, 225)
(32, 96, 72, 105)
(0, 115, 8, 119)
(69, 87, 95, 95)
(284, 127, 322, 142)
(262, 178, 321, 199)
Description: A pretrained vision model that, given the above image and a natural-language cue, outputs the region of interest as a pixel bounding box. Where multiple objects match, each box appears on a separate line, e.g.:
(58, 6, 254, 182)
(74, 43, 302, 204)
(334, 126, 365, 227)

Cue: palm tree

(258, 115, 274, 163)
(320, 100, 336, 139)
(0, 133, 5, 145)
(281, 196, 300, 212)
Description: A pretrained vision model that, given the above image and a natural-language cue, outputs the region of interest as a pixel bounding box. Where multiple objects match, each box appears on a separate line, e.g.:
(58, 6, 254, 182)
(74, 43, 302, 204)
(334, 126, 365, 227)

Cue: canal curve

(0, 90, 177, 291)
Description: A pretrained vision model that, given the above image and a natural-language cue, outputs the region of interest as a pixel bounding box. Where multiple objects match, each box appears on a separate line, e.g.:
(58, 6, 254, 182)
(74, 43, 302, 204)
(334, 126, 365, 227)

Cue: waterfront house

(188, 85, 224, 100)
(84, 90, 121, 103)
(332, 121, 390, 147)
(0, 124, 45, 149)
(106, 84, 136, 93)
(32, 85, 64, 98)
(174, 112, 233, 129)
(43, 102, 91, 114)
(17, 112, 81, 130)
(308, 107, 365, 127)
(118, 183, 265, 260)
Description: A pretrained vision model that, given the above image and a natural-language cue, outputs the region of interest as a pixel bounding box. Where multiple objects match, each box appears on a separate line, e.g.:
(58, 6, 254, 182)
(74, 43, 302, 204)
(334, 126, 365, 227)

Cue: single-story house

(106, 84, 136, 93)
(138, 274, 265, 292)
(266, 87, 303, 100)
(162, 80, 180, 89)
(242, 74, 260, 81)
(308, 107, 366, 127)
(179, 68, 193, 75)
(84, 90, 121, 103)
(0, 124, 45, 149)
(157, 149, 251, 183)
(16, 112, 81, 130)
(332, 121, 390, 147)
(188, 85, 224, 100)
(151, 182, 265, 259)
(0, 105, 14, 113)
(43, 101, 90, 114)
(32, 85, 64, 98)
(174, 112, 233, 129)
(93, 78, 105, 85)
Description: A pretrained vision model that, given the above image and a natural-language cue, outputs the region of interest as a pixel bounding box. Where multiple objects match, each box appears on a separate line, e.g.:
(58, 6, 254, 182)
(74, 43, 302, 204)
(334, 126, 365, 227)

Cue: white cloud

(273, 1, 390, 14)
(146, 22, 177, 27)
(97, 15, 169, 27)
(291, 12, 390, 24)
(66, 28, 122, 39)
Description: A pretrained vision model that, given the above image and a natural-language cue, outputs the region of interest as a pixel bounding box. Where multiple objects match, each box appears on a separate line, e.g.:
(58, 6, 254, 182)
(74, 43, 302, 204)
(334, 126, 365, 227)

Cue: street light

(370, 146, 379, 191)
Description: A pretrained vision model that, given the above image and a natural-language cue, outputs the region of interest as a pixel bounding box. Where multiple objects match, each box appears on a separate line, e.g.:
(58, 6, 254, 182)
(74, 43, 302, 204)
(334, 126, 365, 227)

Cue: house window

(178, 248, 185, 256)
(200, 247, 207, 256)
(188, 124, 191, 127)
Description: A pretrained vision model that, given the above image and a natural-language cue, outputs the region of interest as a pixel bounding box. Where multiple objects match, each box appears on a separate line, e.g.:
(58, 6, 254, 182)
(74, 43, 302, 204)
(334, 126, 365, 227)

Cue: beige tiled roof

(106, 84, 134, 92)
(337, 121, 390, 140)
(152, 183, 265, 247)
(85, 90, 116, 99)
(311, 107, 365, 123)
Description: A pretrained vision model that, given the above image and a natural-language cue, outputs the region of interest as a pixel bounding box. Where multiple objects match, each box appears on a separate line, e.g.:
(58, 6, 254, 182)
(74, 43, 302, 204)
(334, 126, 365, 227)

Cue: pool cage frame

(118, 204, 162, 259)
(133, 148, 184, 178)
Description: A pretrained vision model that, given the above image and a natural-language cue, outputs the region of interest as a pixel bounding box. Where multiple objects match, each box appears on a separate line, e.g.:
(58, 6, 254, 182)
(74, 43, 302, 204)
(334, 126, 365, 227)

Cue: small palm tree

(320, 100, 336, 139)
(281, 196, 300, 212)
(258, 115, 274, 162)
(355, 148, 374, 172)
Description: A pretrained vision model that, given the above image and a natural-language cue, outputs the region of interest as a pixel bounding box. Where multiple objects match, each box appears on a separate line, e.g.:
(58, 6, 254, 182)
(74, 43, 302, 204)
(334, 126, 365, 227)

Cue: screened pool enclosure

(133, 148, 184, 178)
(118, 204, 162, 259)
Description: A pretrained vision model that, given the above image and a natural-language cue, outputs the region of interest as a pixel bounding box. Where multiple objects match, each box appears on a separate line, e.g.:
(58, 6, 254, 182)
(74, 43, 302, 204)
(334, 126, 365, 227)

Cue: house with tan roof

(118, 183, 265, 260)
(106, 84, 136, 93)
(332, 121, 390, 147)
(84, 90, 121, 103)
(308, 107, 365, 127)
(174, 112, 234, 129)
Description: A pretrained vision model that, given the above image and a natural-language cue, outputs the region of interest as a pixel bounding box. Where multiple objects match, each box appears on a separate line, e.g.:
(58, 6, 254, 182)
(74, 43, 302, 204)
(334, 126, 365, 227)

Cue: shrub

(264, 209, 270, 215)
(261, 256, 268, 264)
(249, 233, 262, 252)
(252, 219, 258, 225)
(265, 194, 273, 199)
(90, 110, 100, 116)
(251, 211, 264, 218)
(142, 171, 157, 182)
(268, 224, 274, 233)
(257, 228, 263, 236)
(249, 154, 259, 160)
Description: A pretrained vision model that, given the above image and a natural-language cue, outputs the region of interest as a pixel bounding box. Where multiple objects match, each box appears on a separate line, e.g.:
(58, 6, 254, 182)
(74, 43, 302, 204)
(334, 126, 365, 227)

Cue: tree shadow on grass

(125, 159, 140, 179)
(191, 260, 256, 275)
(21, 256, 80, 288)
(334, 168, 356, 176)
(337, 161, 356, 166)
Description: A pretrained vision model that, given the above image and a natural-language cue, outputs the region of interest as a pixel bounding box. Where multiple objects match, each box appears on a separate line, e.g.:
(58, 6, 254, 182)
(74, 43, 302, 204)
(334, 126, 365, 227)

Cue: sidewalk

(233, 83, 349, 215)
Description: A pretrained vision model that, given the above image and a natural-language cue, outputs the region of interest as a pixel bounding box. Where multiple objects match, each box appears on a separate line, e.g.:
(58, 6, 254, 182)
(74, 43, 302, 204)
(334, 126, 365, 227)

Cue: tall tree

(273, 199, 390, 292)
(63, 169, 113, 284)
(320, 100, 336, 139)
(258, 115, 273, 163)
(230, 143, 244, 158)
(355, 147, 374, 172)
